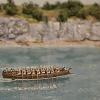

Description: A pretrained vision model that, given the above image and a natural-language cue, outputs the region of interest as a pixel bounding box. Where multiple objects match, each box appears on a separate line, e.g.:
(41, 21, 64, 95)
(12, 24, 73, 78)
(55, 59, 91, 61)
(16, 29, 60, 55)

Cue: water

(0, 47, 100, 100)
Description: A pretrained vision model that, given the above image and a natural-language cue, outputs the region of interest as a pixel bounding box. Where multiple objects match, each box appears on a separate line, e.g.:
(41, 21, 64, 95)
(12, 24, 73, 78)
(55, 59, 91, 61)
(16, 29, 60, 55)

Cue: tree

(77, 7, 90, 19)
(56, 11, 68, 39)
(60, 2, 68, 9)
(42, 16, 49, 25)
(8, 0, 14, 4)
(42, 2, 57, 10)
(5, 0, 17, 16)
(22, 2, 43, 21)
(66, 0, 84, 17)
(57, 11, 68, 30)
(54, 1, 61, 9)
(0, 3, 5, 11)
(89, 3, 100, 20)
(32, 10, 43, 21)
(22, 2, 37, 15)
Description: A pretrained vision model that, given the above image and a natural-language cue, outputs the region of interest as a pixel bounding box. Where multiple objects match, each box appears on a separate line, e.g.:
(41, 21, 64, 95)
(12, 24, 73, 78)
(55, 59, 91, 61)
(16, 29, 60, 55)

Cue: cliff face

(0, 17, 30, 40)
(0, 17, 100, 42)
(29, 20, 100, 42)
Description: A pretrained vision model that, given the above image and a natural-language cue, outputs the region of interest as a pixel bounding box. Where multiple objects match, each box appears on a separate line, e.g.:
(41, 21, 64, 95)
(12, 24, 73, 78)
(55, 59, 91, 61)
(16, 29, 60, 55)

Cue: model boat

(2, 66, 72, 80)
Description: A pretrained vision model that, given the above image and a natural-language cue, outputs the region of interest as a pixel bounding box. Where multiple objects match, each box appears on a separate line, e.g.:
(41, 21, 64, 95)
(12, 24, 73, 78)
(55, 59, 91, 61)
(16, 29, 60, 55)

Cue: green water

(0, 47, 100, 100)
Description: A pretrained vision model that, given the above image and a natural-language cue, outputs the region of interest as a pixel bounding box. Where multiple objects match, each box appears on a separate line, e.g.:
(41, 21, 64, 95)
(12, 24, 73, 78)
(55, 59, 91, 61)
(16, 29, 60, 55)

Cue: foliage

(57, 11, 68, 30)
(32, 10, 43, 21)
(22, 2, 43, 21)
(0, 0, 100, 22)
(42, 15, 49, 24)
(66, 0, 84, 17)
(89, 3, 100, 20)
(57, 11, 68, 22)
(42, 2, 57, 10)
(0, 3, 6, 11)
(77, 7, 90, 19)
(22, 2, 38, 15)
(5, 0, 18, 16)
(42, 0, 84, 17)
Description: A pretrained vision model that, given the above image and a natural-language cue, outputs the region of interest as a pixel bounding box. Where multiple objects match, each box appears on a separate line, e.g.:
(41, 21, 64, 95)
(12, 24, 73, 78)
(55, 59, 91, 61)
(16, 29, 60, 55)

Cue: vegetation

(0, 0, 100, 22)
(62, 0, 84, 17)
(32, 10, 43, 21)
(77, 7, 90, 19)
(57, 11, 68, 30)
(22, 2, 43, 21)
(42, 15, 49, 25)
(42, 2, 57, 10)
(4, 0, 18, 16)
(89, 3, 100, 20)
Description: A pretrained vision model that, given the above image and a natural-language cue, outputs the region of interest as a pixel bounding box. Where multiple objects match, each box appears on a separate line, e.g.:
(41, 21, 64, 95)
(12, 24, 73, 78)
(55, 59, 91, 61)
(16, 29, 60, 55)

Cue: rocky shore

(0, 40, 100, 48)
(0, 17, 100, 47)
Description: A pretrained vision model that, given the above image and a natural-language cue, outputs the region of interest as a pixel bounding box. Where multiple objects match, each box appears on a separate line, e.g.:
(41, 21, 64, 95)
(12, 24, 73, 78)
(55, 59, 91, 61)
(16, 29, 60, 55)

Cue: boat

(2, 66, 72, 80)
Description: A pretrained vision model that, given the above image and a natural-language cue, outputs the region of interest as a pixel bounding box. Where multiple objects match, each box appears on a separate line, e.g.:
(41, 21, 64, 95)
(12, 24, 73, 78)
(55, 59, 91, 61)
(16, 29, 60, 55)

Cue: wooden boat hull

(2, 70, 70, 80)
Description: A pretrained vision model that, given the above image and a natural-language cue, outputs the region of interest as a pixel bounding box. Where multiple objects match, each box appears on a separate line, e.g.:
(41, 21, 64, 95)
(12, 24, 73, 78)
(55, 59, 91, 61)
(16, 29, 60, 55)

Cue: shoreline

(0, 40, 100, 48)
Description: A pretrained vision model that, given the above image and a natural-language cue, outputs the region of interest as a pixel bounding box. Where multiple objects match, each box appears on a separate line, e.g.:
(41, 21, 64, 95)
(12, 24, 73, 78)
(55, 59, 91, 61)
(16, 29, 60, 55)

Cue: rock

(88, 22, 100, 40)
(8, 34, 16, 39)
(15, 20, 100, 42)
(0, 17, 100, 42)
(0, 17, 30, 39)
(15, 35, 33, 42)
(29, 20, 100, 42)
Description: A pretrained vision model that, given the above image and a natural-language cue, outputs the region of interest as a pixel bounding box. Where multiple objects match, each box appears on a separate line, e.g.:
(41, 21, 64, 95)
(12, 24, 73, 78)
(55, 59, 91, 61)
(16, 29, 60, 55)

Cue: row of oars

(12, 65, 60, 91)
(20, 69, 57, 90)
(0, 64, 65, 100)
(0, 64, 68, 91)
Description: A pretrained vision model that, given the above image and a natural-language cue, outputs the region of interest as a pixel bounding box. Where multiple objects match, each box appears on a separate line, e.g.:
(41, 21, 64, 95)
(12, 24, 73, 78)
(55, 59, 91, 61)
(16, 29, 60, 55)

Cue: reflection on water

(0, 76, 70, 100)
(0, 77, 70, 91)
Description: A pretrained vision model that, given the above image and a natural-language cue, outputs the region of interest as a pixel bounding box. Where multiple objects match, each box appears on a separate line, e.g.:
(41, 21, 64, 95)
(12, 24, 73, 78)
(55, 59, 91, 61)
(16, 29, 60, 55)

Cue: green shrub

(22, 2, 37, 15)
(32, 10, 43, 21)
(89, 3, 100, 20)
(5, 0, 17, 16)
(42, 2, 57, 10)
(77, 7, 90, 19)
(66, 0, 84, 17)
(57, 11, 68, 22)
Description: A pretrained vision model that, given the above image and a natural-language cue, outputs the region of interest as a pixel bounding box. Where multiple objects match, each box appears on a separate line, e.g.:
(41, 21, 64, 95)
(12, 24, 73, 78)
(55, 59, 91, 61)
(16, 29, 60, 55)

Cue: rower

(60, 67, 65, 71)
(3, 70, 6, 73)
(27, 69, 32, 75)
(20, 69, 22, 74)
(10, 68, 15, 73)
(31, 69, 35, 75)
(37, 68, 41, 75)
(34, 69, 37, 75)
(22, 69, 26, 75)
(53, 67, 56, 72)
(41, 68, 45, 74)
(25, 69, 28, 75)
(47, 68, 51, 74)
(6, 68, 8, 72)
(39, 68, 42, 74)
(45, 69, 47, 74)
(16, 69, 21, 75)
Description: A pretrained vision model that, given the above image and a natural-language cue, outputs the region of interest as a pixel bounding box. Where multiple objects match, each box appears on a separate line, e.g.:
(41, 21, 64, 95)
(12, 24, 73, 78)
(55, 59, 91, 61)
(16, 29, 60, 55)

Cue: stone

(0, 17, 30, 39)
(15, 34, 33, 42)
(8, 34, 16, 39)
(0, 17, 100, 42)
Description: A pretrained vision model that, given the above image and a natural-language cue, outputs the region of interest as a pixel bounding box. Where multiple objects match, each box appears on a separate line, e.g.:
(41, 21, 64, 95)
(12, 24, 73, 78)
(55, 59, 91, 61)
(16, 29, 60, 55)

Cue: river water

(0, 47, 100, 100)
